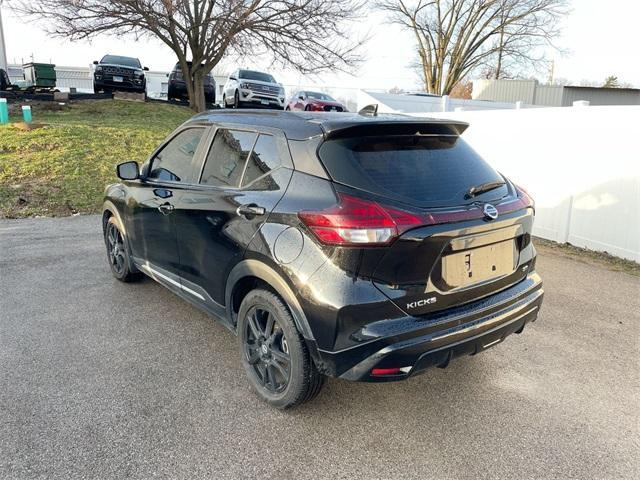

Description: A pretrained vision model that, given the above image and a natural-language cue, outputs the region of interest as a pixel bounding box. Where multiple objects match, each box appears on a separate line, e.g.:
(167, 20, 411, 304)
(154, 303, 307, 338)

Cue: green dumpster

(23, 63, 57, 89)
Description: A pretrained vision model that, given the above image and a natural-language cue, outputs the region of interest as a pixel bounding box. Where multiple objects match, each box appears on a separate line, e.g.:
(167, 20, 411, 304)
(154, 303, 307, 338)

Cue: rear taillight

(298, 193, 423, 246)
(299, 189, 535, 247)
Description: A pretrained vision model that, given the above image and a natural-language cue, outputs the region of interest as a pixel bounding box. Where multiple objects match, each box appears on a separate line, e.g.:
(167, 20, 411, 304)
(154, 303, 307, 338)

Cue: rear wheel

(237, 289, 325, 409)
(104, 216, 141, 282)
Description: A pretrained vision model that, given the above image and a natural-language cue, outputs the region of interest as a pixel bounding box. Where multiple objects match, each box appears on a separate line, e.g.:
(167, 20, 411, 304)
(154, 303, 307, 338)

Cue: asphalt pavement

(1, 215, 638, 479)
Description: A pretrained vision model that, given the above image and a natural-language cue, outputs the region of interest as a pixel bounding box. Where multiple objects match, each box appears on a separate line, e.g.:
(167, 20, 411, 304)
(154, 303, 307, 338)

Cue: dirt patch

(7, 100, 70, 116)
(10, 122, 48, 131)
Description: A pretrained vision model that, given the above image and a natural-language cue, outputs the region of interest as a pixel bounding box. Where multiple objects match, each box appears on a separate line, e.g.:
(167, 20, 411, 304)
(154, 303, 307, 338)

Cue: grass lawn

(0, 100, 193, 218)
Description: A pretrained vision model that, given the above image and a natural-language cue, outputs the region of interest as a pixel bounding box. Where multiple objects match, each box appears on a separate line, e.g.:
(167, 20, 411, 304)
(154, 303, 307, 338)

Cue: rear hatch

(315, 121, 535, 316)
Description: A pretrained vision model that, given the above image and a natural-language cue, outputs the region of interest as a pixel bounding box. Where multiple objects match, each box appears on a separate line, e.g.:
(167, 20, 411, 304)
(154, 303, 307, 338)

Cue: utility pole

(0, 0, 8, 72)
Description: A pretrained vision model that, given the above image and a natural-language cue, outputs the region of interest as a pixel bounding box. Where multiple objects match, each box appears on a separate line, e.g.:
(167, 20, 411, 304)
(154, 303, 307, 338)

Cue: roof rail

(358, 104, 378, 117)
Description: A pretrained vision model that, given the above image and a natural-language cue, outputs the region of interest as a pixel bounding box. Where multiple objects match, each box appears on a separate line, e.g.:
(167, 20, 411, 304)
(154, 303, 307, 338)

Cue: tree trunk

(495, 25, 505, 80)
(188, 70, 207, 112)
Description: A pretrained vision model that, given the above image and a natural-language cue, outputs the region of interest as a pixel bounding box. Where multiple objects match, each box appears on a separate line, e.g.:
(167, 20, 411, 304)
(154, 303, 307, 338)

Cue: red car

(286, 91, 347, 112)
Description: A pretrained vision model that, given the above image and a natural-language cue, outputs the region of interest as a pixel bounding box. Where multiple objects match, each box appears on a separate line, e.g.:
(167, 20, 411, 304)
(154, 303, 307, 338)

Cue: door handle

(236, 203, 266, 218)
(158, 202, 175, 215)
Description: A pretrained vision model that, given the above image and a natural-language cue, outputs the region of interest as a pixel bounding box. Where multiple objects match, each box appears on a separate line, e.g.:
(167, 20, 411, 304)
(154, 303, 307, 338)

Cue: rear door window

(241, 134, 281, 187)
(148, 128, 205, 183)
(200, 129, 257, 187)
(318, 135, 508, 208)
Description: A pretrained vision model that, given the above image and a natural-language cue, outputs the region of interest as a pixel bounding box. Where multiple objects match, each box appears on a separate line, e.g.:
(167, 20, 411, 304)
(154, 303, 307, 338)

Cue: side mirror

(143, 67, 149, 71)
(229, 76, 236, 81)
(298, 96, 304, 100)
(116, 161, 140, 180)
(93, 61, 99, 65)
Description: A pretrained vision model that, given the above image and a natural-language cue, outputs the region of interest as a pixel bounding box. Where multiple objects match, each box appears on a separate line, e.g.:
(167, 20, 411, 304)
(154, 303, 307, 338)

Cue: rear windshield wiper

(465, 180, 506, 199)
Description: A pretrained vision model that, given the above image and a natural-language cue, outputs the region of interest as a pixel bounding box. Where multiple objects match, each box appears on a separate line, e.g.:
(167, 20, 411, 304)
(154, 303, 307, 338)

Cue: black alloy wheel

(237, 289, 325, 408)
(104, 216, 141, 282)
(106, 221, 126, 277)
(244, 306, 291, 393)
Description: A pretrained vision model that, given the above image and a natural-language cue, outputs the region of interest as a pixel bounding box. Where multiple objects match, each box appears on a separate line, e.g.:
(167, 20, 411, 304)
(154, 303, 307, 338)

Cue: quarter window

(148, 128, 205, 183)
(200, 129, 257, 187)
(241, 135, 281, 187)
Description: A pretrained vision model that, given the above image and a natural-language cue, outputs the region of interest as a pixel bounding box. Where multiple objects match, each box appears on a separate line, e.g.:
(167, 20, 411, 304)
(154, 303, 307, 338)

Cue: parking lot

(1, 215, 638, 479)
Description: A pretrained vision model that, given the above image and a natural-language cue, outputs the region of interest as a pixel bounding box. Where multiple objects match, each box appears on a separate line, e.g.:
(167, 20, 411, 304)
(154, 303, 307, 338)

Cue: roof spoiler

(325, 120, 469, 140)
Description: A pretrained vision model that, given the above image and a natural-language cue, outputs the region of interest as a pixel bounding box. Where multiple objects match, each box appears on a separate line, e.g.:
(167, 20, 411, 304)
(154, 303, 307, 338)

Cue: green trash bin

(23, 63, 57, 89)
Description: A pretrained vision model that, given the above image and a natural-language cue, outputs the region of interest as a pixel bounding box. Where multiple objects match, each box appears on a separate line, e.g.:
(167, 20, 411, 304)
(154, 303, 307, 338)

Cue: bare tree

(14, 0, 365, 111)
(602, 75, 619, 88)
(377, 0, 568, 94)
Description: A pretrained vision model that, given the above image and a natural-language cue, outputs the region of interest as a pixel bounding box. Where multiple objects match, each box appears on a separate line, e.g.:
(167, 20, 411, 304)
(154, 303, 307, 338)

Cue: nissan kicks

(102, 110, 543, 408)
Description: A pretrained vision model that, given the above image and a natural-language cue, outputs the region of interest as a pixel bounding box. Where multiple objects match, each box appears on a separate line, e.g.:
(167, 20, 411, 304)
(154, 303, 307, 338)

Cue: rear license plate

(260, 99, 269, 105)
(113, 76, 123, 83)
(441, 240, 516, 288)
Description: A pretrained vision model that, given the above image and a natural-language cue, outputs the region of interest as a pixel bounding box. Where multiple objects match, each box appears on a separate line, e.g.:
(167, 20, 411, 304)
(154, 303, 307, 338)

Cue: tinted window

(242, 135, 281, 187)
(307, 92, 334, 101)
(238, 70, 276, 83)
(101, 55, 141, 68)
(200, 129, 257, 187)
(318, 136, 507, 208)
(148, 128, 205, 182)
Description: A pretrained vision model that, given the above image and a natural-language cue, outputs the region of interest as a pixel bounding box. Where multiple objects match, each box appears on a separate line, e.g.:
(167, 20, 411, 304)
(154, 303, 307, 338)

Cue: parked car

(286, 91, 347, 112)
(167, 62, 216, 104)
(0, 68, 10, 91)
(93, 54, 148, 94)
(222, 69, 285, 109)
(102, 110, 543, 409)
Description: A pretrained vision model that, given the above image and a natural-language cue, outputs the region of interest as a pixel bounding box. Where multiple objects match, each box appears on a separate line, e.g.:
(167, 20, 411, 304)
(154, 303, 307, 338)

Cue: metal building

(473, 79, 640, 106)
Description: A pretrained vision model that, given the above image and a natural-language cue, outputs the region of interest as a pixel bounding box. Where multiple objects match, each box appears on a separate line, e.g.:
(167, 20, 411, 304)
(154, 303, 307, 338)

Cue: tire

(104, 216, 141, 282)
(285, 106, 290, 111)
(234, 90, 241, 109)
(304, 105, 311, 111)
(167, 86, 176, 101)
(237, 289, 325, 409)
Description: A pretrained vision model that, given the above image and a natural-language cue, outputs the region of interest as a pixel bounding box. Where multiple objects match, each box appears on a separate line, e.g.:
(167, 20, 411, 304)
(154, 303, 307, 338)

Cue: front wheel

(104, 216, 141, 282)
(234, 90, 241, 109)
(237, 289, 325, 409)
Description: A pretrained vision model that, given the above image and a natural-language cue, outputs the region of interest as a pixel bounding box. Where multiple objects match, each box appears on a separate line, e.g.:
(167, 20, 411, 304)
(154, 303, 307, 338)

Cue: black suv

(167, 62, 216, 104)
(102, 110, 543, 408)
(93, 55, 148, 94)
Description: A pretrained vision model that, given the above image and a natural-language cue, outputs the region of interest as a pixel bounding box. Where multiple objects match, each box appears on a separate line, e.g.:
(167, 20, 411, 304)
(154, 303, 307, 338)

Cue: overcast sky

(2, 0, 638, 90)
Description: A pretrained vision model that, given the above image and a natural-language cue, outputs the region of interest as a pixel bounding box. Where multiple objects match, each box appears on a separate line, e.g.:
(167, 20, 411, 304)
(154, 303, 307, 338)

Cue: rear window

(318, 135, 507, 208)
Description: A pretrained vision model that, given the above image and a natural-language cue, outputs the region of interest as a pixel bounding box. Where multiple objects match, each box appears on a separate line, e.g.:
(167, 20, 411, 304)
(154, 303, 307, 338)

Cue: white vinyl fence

(419, 105, 640, 262)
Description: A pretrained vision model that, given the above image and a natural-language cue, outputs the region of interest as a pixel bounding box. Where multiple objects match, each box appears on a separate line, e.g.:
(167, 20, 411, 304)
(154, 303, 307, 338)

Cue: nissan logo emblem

(483, 203, 499, 220)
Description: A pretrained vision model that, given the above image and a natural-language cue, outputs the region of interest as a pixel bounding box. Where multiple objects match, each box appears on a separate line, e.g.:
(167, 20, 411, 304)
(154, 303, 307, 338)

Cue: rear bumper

(316, 273, 543, 381)
(169, 81, 215, 95)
